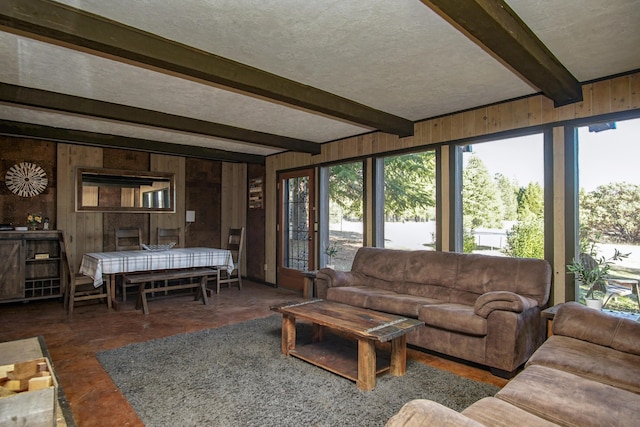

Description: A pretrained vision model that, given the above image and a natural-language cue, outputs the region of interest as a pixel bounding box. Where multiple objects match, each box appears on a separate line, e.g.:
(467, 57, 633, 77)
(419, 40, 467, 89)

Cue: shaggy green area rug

(97, 315, 499, 426)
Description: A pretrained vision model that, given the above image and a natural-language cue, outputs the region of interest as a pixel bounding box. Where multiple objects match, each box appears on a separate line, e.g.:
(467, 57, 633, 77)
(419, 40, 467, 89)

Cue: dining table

(79, 247, 234, 309)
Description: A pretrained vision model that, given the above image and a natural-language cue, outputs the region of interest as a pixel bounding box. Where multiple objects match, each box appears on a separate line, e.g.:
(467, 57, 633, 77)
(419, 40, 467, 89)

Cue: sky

(465, 117, 640, 192)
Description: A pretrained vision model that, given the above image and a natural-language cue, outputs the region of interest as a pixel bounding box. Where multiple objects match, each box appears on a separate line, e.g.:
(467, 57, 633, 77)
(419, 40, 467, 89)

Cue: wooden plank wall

(150, 155, 185, 245)
(57, 146, 186, 270)
(221, 163, 247, 274)
(265, 72, 640, 287)
(57, 144, 103, 271)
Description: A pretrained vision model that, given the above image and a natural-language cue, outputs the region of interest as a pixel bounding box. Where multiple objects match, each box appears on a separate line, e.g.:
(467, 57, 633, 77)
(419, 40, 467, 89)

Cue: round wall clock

(5, 162, 48, 197)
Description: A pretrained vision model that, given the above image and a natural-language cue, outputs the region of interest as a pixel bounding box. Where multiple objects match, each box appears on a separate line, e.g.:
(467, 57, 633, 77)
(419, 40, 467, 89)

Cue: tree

(329, 162, 363, 219)
(517, 182, 544, 219)
(495, 173, 519, 221)
(463, 155, 504, 229)
(580, 182, 640, 244)
(384, 152, 436, 220)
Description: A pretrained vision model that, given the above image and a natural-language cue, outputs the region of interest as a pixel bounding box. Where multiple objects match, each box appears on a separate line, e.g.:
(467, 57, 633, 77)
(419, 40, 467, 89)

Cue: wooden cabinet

(0, 238, 23, 299)
(0, 231, 63, 303)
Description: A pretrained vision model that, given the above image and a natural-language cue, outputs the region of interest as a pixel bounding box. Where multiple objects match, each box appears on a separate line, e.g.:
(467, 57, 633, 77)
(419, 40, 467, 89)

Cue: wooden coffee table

(271, 299, 424, 391)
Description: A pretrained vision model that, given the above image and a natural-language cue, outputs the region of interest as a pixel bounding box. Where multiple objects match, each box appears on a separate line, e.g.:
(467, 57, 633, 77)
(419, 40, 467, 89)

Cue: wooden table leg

(357, 338, 376, 391)
(311, 323, 324, 343)
(105, 275, 113, 310)
(198, 275, 209, 305)
(389, 335, 407, 376)
(107, 275, 117, 310)
(281, 314, 296, 355)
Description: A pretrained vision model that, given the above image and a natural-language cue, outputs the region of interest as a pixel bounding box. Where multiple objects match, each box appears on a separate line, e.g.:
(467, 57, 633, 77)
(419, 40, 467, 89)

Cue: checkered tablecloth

(79, 247, 234, 287)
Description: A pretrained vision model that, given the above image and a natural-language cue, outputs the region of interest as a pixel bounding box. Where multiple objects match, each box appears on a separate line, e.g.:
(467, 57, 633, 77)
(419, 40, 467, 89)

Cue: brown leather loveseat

(316, 247, 552, 377)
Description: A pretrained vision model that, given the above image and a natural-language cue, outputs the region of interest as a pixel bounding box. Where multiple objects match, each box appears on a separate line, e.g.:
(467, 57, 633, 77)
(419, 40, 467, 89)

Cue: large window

(461, 134, 544, 258)
(320, 161, 364, 270)
(382, 151, 437, 250)
(577, 117, 640, 313)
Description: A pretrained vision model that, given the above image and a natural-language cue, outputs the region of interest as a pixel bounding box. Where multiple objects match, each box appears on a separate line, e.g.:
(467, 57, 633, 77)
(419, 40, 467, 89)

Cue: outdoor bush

(463, 228, 477, 254)
(504, 213, 544, 259)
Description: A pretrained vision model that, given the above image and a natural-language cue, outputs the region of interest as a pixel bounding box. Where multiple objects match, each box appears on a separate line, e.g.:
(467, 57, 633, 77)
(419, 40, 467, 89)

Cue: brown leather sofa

(316, 247, 552, 376)
(386, 302, 640, 427)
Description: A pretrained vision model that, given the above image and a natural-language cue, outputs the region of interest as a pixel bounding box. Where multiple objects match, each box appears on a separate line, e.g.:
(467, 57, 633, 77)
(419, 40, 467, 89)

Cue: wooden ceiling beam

(0, 0, 414, 137)
(0, 120, 265, 164)
(0, 83, 320, 155)
(421, 0, 583, 106)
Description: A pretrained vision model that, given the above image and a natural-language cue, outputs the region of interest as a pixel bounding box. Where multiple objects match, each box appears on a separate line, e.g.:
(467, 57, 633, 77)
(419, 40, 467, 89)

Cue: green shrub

(504, 215, 544, 259)
(463, 228, 477, 254)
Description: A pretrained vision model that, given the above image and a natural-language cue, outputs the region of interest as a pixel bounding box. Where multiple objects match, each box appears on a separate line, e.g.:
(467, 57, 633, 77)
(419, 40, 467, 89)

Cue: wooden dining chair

(157, 227, 181, 247)
(213, 227, 245, 293)
(115, 227, 142, 251)
(115, 227, 142, 301)
(155, 227, 183, 292)
(61, 233, 110, 315)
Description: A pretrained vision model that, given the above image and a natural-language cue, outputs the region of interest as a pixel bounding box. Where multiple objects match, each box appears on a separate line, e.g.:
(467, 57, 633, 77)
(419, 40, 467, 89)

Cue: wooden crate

(0, 357, 58, 427)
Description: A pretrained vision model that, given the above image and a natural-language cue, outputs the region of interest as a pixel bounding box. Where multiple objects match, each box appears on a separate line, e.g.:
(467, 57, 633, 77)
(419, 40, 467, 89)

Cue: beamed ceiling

(1, 0, 639, 164)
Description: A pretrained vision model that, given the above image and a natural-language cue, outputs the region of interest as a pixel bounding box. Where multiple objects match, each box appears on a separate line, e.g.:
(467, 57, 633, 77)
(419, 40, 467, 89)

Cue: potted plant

(324, 242, 339, 269)
(567, 248, 629, 310)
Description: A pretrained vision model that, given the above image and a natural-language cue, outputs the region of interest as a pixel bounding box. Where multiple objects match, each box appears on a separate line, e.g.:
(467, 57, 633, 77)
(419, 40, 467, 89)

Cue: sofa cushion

(327, 286, 441, 317)
(404, 250, 460, 289)
(526, 335, 640, 394)
(419, 304, 487, 336)
(553, 302, 640, 355)
(462, 397, 559, 427)
(456, 255, 551, 306)
(385, 399, 485, 427)
(366, 292, 442, 318)
(496, 365, 640, 427)
(326, 286, 378, 307)
(351, 247, 409, 282)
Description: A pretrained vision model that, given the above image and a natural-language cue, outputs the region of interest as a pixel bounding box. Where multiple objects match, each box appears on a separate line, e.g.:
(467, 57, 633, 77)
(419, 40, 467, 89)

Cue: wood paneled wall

(184, 158, 222, 249)
(3, 139, 252, 282)
(57, 144, 103, 270)
(150, 154, 185, 245)
(265, 72, 640, 296)
(57, 145, 191, 271)
(246, 164, 266, 281)
(221, 163, 247, 275)
(102, 149, 151, 250)
(0, 138, 57, 229)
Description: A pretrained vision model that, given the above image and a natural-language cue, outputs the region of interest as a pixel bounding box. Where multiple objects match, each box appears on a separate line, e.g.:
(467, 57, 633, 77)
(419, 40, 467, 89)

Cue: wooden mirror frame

(76, 167, 175, 213)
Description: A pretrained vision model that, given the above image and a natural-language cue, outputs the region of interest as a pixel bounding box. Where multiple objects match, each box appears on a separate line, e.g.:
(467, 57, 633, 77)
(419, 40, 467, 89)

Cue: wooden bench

(124, 268, 217, 314)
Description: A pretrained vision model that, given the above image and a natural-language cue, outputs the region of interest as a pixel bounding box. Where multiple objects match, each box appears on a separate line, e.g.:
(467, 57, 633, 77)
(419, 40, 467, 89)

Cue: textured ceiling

(0, 0, 639, 163)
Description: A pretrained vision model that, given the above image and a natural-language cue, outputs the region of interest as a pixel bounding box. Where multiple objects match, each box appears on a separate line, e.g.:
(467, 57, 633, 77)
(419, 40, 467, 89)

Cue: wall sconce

(186, 210, 195, 231)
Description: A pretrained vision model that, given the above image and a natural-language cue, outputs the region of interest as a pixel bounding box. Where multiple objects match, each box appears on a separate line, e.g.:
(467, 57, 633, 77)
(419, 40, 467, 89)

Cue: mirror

(76, 167, 175, 212)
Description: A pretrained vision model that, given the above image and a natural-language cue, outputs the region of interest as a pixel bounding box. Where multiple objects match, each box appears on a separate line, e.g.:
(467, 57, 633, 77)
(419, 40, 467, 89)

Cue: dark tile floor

(0, 281, 507, 426)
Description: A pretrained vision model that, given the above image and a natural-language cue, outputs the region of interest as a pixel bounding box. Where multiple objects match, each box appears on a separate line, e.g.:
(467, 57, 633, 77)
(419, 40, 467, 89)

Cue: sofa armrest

(315, 269, 366, 299)
(474, 291, 538, 318)
(386, 400, 484, 427)
(553, 301, 640, 355)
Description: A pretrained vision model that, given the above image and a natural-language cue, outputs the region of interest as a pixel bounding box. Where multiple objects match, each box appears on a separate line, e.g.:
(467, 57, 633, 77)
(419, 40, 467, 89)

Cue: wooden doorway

(278, 169, 315, 291)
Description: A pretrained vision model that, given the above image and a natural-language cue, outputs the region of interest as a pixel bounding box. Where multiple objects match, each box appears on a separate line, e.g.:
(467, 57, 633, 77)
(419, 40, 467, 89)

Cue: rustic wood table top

(271, 299, 424, 342)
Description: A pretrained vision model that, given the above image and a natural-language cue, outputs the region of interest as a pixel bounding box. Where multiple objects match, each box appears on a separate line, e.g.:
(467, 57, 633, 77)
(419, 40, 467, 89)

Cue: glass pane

(578, 117, 640, 313)
(327, 162, 363, 270)
(461, 134, 544, 258)
(383, 151, 436, 250)
(284, 176, 309, 271)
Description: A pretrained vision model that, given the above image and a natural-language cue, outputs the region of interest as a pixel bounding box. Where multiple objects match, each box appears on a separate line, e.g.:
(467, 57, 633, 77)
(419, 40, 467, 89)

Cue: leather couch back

(351, 247, 551, 306)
